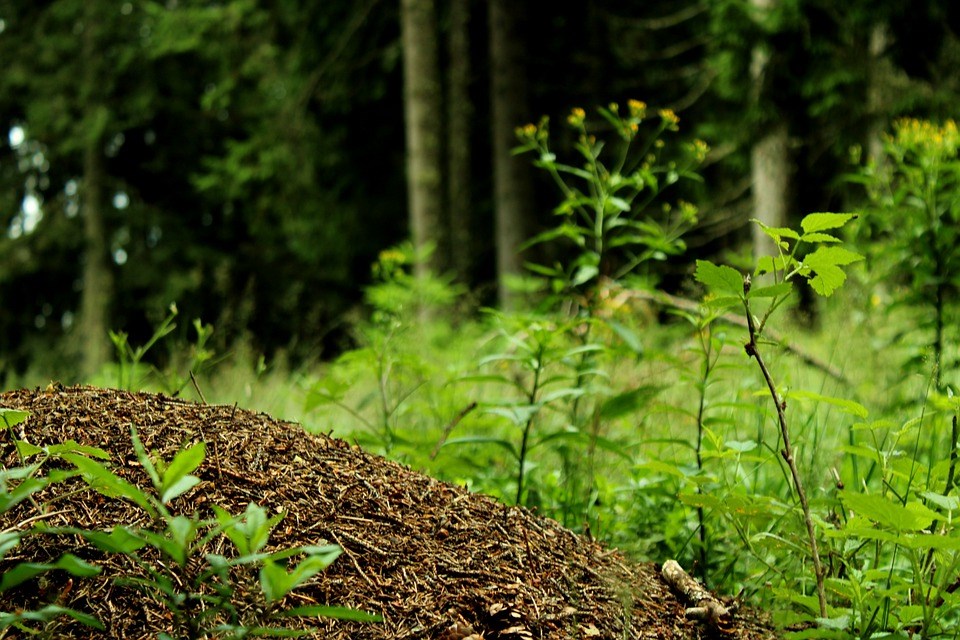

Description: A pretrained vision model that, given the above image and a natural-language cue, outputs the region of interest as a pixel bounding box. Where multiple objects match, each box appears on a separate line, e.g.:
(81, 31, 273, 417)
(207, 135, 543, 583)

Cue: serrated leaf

(0, 409, 30, 429)
(752, 219, 800, 241)
(803, 246, 864, 296)
(695, 260, 744, 297)
(801, 212, 857, 234)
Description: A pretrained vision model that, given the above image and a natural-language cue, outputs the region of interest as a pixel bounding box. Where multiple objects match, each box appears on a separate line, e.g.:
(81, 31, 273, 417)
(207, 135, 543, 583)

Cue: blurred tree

(444, 0, 474, 283)
(489, 0, 533, 307)
(400, 0, 443, 281)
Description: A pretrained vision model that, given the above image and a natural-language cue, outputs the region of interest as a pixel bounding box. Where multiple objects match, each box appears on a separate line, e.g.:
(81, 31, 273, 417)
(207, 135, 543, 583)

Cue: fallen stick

(661, 560, 735, 633)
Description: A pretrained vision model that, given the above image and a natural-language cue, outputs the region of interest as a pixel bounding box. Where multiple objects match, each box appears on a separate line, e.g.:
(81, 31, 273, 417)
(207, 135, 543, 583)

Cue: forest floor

(0, 386, 780, 639)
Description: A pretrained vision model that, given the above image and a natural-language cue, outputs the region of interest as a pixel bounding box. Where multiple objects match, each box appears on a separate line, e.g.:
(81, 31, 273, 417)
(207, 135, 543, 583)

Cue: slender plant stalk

(516, 346, 544, 505)
(742, 285, 827, 618)
(693, 320, 716, 581)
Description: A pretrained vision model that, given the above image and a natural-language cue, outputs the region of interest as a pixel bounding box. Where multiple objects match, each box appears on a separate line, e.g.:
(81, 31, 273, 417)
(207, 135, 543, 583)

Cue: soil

(0, 385, 780, 639)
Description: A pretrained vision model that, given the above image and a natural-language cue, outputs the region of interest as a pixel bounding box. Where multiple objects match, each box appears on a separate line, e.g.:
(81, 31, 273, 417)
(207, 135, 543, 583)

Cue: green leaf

(746, 282, 792, 299)
(159, 442, 205, 503)
(803, 246, 864, 296)
(786, 390, 869, 419)
(799, 233, 841, 243)
(571, 264, 599, 286)
(753, 220, 800, 243)
(607, 321, 644, 355)
(79, 527, 148, 555)
(600, 385, 663, 420)
(0, 408, 30, 429)
(800, 212, 857, 234)
(218, 503, 285, 556)
(161, 475, 201, 504)
(62, 453, 157, 518)
(261, 550, 342, 603)
(45, 442, 111, 459)
(129, 425, 162, 490)
(921, 491, 960, 511)
(840, 493, 937, 531)
(0, 554, 101, 591)
(694, 260, 744, 297)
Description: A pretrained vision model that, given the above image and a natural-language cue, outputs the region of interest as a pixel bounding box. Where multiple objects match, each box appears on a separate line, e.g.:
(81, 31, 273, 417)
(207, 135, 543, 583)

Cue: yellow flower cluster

(628, 99, 647, 118)
(687, 139, 709, 162)
(567, 107, 586, 127)
(659, 108, 680, 129)
(891, 118, 960, 158)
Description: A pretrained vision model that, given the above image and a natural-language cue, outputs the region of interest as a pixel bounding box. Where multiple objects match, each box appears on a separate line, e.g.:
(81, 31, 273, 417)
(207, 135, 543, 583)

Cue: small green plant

(0, 409, 104, 634)
(58, 425, 379, 638)
(695, 212, 863, 617)
(445, 312, 631, 507)
(109, 304, 180, 391)
(109, 304, 218, 396)
(305, 243, 462, 455)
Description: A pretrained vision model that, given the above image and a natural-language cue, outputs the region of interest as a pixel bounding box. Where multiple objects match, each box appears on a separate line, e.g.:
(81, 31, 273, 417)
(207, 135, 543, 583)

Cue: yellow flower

(659, 108, 680, 129)
(567, 107, 586, 126)
(687, 139, 709, 162)
(628, 100, 647, 118)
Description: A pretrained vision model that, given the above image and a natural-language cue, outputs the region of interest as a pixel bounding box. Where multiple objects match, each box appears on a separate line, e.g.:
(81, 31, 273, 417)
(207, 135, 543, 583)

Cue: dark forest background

(1, 0, 958, 379)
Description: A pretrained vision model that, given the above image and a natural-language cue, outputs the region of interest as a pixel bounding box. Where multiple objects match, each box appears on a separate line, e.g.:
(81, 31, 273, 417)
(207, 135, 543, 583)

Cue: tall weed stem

(743, 289, 827, 617)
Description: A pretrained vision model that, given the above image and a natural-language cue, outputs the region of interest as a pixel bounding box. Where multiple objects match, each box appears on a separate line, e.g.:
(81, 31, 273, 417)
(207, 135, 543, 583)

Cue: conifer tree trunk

(749, 0, 790, 261)
(750, 123, 790, 260)
(401, 0, 444, 279)
(489, 0, 533, 307)
(446, 0, 473, 283)
(77, 7, 113, 378)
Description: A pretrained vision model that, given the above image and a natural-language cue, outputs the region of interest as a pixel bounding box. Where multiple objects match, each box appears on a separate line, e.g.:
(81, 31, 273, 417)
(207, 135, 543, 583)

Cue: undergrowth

(5, 109, 960, 638)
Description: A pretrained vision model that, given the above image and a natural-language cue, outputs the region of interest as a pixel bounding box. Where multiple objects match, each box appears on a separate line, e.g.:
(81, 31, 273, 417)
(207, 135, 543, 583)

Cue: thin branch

(743, 288, 827, 618)
(629, 288, 851, 384)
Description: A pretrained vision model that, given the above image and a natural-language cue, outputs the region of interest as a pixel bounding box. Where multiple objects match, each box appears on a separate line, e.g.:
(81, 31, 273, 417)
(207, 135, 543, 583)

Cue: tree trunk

(77, 7, 113, 379)
(445, 0, 472, 283)
(750, 123, 791, 260)
(489, 0, 533, 308)
(749, 0, 790, 261)
(400, 0, 444, 280)
(866, 23, 891, 164)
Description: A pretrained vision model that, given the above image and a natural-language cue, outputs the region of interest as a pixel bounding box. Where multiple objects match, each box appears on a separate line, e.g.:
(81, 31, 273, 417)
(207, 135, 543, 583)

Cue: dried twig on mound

(0, 386, 779, 639)
(661, 560, 736, 635)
